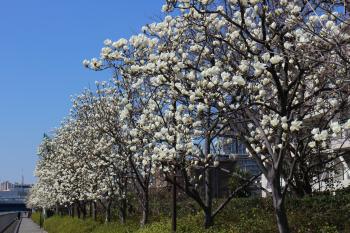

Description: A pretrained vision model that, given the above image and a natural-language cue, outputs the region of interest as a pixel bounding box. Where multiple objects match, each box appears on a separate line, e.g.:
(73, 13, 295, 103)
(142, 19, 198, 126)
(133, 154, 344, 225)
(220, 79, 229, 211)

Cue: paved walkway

(18, 218, 47, 233)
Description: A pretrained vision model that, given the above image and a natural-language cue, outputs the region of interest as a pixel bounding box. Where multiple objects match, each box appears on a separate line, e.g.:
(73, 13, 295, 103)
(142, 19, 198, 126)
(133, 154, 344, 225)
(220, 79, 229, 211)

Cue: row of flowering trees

(28, 1, 350, 233)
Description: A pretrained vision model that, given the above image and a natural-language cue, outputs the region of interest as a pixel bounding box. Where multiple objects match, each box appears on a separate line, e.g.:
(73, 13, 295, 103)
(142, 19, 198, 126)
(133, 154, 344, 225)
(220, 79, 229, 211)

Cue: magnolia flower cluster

(308, 120, 350, 149)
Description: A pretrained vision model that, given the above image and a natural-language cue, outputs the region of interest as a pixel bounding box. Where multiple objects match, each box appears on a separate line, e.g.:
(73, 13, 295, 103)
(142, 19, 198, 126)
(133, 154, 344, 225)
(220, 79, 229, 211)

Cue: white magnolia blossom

(290, 120, 302, 132)
(330, 121, 341, 134)
(270, 55, 284, 65)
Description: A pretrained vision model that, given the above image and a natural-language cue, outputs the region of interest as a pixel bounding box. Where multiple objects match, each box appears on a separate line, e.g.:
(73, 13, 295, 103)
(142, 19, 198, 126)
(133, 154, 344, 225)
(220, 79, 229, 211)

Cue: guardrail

(0, 212, 18, 233)
(0, 198, 26, 204)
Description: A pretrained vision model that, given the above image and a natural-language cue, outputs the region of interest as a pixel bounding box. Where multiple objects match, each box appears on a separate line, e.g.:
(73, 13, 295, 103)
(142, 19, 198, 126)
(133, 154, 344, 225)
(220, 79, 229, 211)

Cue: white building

(261, 133, 350, 197)
(0, 181, 14, 191)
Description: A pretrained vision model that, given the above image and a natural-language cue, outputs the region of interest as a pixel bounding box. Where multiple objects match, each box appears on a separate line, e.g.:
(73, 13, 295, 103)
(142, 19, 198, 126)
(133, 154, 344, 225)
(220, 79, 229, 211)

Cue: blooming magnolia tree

(28, 136, 59, 210)
(36, 121, 99, 218)
(71, 87, 131, 223)
(30, 0, 350, 232)
(84, 0, 350, 232)
(159, 0, 350, 232)
(32, 88, 133, 223)
(84, 16, 264, 227)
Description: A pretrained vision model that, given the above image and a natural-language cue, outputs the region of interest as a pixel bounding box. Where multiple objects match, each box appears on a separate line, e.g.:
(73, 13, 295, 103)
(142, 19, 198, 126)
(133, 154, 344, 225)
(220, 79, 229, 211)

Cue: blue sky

(0, 0, 164, 184)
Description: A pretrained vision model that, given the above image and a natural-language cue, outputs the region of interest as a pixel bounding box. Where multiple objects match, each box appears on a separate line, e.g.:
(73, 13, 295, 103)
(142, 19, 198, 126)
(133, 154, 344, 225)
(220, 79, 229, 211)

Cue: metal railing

(0, 198, 26, 204)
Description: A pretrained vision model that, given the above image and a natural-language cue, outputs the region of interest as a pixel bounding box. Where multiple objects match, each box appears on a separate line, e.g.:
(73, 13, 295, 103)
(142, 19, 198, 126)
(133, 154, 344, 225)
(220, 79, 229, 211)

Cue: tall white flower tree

(161, 1, 350, 232)
(85, 0, 350, 231)
(71, 87, 130, 223)
(84, 15, 261, 228)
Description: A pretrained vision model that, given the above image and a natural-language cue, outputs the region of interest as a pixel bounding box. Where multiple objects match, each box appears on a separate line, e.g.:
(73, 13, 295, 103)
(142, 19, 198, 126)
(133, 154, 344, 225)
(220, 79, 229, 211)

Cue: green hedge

(32, 212, 41, 225)
(42, 216, 99, 233)
(33, 193, 350, 233)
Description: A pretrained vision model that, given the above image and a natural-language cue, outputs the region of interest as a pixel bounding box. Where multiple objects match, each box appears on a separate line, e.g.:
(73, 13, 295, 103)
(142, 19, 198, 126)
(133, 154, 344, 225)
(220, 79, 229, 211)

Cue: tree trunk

(77, 202, 81, 219)
(204, 117, 213, 229)
(292, 179, 312, 198)
(140, 190, 149, 226)
(274, 203, 290, 233)
(92, 201, 97, 221)
(119, 198, 127, 224)
(204, 208, 214, 229)
(89, 201, 92, 217)
(204, 168, 213, 228)
(302, 177, 313, 196)
(289, 168, 313, 198)
(71, 205, 75, 218)
(271, 174, 290, 233)
(171, 175, 177, 232)
(81, 201, 87, 220)
(105, 201, 112, 223)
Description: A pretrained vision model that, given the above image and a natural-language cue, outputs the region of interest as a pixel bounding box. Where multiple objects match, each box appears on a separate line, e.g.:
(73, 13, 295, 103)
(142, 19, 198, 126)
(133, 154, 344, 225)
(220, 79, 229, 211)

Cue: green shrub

(31, 212, 41, 225)
(43, 216, 98, 233)
(93, 218, 139, 233)
(36, 193, 350, 233)
(320, 225, 338, 233)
